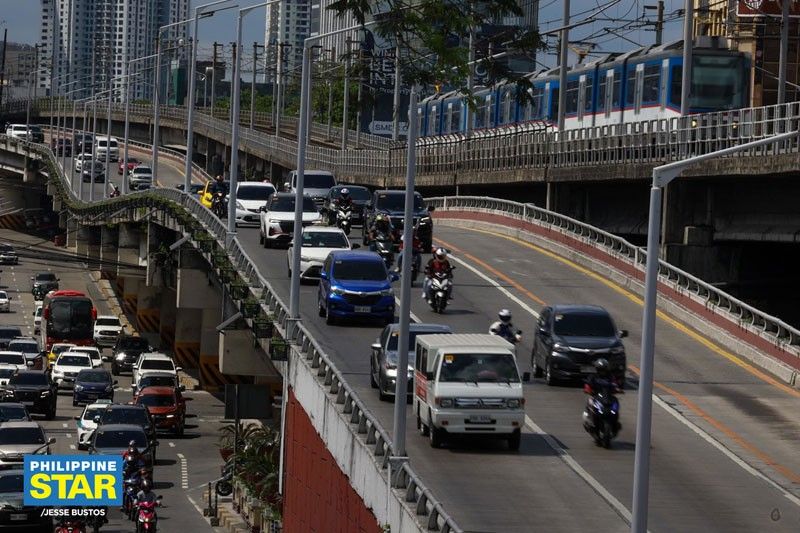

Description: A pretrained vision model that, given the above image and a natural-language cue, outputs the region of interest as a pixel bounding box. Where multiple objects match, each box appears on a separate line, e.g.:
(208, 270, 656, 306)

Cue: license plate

(581, 365, 597, 374)
(354, 306, 371, 313)
(10, 514, 26, 521)
(468, 415, 492, 424)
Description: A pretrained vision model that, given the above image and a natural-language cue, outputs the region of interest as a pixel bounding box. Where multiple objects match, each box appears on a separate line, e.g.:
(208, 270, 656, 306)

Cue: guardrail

(0, 133, 462, 533)
(428, 195, 800, 355)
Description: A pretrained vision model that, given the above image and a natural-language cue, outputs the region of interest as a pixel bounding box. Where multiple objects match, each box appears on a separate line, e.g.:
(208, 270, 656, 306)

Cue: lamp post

(228, 0, 281, 236)
(628, 129, 800, 533)
(123, 54, 158, 195)
(185, 0, 234, 195)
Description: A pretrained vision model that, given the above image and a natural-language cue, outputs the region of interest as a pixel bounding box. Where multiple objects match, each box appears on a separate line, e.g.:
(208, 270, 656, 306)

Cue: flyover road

(0, 228, 226, 532)
(136, 149, 800, 531)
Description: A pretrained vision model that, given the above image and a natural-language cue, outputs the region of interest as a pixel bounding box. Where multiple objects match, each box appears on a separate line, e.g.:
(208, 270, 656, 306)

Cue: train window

(691, 55, 746, 110)
(566, 80, 579, 114)
(449, 102, 461, 133)
(486, 94, 495, 127)
(584, 77, 593, 112)
(612, 76, 622, 109)
(550, 88, 559, 120)
(501, 90, 512, 124)
(429, 105, 438, 136)
(532, 87, 544, 119)
(670, 66, 682, 107)
(642, 65, 660, 104)
(598, 77, 606, 111)
(626, 70, 637, 105)
(474, 98, 485, 129)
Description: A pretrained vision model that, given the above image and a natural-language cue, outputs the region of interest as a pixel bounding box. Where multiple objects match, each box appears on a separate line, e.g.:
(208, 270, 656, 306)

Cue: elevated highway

(2, 133, 800, 532)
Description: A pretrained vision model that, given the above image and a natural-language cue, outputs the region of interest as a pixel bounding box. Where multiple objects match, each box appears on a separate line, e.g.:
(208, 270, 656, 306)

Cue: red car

(118, 157, 140, 174)
(135, 386, 187, 436)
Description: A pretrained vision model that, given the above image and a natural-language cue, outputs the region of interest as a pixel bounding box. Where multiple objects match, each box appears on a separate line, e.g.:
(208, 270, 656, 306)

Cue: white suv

(94, 136, 119, 161)
(93, 315, 123, 347)
(52, 352, 93, 388)
(132, 352, 180, 387)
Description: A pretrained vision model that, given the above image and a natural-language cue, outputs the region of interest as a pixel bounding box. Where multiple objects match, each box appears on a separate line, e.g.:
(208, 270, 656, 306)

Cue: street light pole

(392, 47, 402, 141)
(629, 129, 800, 533)
(341, 41, 351, 150)
(123, 54, 157, 195)
(778, 0, 790, 105)
(557, 0, 570, 131)
(680, 0, 693, 116)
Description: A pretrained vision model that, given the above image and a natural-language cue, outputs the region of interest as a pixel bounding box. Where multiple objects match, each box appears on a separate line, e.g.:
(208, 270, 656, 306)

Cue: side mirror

(390, 272, 400, 282)
(425, 371, 434, 380)
(26, 361, 33, 367)
(73, 415, 80, 421)
(93, 416, 100, 423)
(351, 243, 360, 249)
(427, 205, 435, 212)
(537, 327, 549, 336)
(175, 367, 182, 372)
(156, 495, 163, 501)
(179, 385, 186, 392)
(113, 380, 118, 386)
(259, 205, 267, 213)
(619, 330, 629, 338)
(522, 372, 531, 383)
(47, 437, 56, 445)
(371, 343, 381, 352)
(319, 271, 328, 280)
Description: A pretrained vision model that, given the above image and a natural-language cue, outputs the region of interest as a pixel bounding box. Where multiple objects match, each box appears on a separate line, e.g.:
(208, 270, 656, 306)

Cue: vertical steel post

(228, 9, 246, 235)
(123, 71, 131, 195)
(341, 42, 350, 150)
(392, 47, 402, 140)
(557, 0, 570, 131)
(105, 79, 112, 187)
(778, 0, 790, 105)
(185, 14, 201, 193)
(152, 37, 161, 178)
(680, 0, 693, 116)
(251, 42, 258, 128)
(91, 100, 97, 202)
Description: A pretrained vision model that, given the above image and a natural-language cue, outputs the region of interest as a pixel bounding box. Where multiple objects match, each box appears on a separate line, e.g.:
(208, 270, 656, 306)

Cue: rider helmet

(340, 188, 350, 198)
(498, 309, 512, 323)
(434, 248, 447, 260)
(141, 479, 152, 492)
(593, 358, 611, 377)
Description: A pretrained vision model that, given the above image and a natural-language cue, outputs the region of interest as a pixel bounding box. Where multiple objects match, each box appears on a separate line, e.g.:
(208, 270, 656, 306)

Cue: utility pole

(655, 0, 664, 46)
(251, 42, 259, 128)
(557, 0, 570, 131)
(327, 46, 335, 139)
(778, 0, 790, 105)
(341, 39, 353, 150)
(391, 46, 402, 141)
(230, 42, 237, 123)
(211, 42, 220, 118)
(355, 48, 363, 147)
(275, 42, 287, 136)
(680, 0, 693, 115)
(465, 0, 475, 137)
(0, 29, 7, 109)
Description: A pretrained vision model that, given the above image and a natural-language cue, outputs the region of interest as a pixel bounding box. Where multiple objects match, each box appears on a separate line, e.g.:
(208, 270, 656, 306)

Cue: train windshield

(690, 55, 746, 110)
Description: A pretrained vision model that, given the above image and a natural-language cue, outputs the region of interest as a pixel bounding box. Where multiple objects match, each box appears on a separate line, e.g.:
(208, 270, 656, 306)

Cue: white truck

(413, 334, 529, 450)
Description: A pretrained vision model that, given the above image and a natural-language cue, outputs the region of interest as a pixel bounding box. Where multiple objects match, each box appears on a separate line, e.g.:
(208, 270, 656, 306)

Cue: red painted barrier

(283, 388, 382, 533)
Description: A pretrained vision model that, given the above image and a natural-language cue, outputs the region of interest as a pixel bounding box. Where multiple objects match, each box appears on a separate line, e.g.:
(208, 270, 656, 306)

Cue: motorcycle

(335, 205, 352, 235)
(122, 471, 147, 521)
(490, 324, 523, 345)
(211, 192, 227, 219)
(397, 239, 422, 283)
(582, 384, 621, 449)
(215, 460, 234, 496)
(32, 285, 46, 301)
(54, 518, 86, 533)
(426, 269, 454, 313)
(372, 232, 394, 269)
(135, 496, 162, 532)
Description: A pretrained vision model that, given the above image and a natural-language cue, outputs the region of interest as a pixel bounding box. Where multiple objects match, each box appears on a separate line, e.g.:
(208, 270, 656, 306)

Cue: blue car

(73, 368, 116, 406)
(318, 251, 399, 325)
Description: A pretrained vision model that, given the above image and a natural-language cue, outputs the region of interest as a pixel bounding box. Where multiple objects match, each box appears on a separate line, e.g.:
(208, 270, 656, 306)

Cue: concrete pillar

(200, 306, 224, 391)
(144, 222, 159, 287)
(75, 225, 90, 262)
(118, 223, 143, 279)
(219, 329, 280, 378)
(136, 285, 163, 349)
(86, 227, 101, 271)
(100, 226, 118, 279)
(65, 219, 79, 251)
(22, 157, 35, 183)
(175, 265, 218, 379)
(120, 276, 140, 321)
(174, 308, 203, 375)
(159, 287, 177, 358)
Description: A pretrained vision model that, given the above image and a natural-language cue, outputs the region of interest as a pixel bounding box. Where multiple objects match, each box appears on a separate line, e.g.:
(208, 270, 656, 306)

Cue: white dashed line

(177, 453, 189, 489)
(62, 423, 68, 428)
(69, 445, 76, 450)
(65, 434, 71, 438)
(168, 442, 175, 448)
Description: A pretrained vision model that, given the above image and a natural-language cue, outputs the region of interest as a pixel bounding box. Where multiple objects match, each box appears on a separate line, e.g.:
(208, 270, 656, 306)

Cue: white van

(413, 334, 529, 450)
(5, 124, 29, 140)
(285, 170, 336, 209)
(94, 136, 119, 162)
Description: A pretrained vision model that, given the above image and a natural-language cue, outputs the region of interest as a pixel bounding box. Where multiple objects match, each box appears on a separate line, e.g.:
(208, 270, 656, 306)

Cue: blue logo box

(24, 455, 123, 506)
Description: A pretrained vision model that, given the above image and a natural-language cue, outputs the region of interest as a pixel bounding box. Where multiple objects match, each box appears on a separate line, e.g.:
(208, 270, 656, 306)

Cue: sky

(0, 0, 685, 66)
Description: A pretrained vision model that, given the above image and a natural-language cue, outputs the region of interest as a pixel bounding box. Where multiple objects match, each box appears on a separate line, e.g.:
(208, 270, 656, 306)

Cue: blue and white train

(417, 38, 750, 136)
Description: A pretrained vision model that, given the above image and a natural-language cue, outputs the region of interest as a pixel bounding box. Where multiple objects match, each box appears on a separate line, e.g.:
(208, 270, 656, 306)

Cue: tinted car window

(141, 360, 174, 371)
(269, 196, 317, 212)
(0, 473, 23, 492)
(331, 186, 370, 201)
(238, 185, 275, 200)
(0, 369, 16, 379)
(0, 354, 24, 365)
(9, 373, 47, 386)
(552, 312, 615, 337)
(0, 329, 22, 340)
(139, 376, 177, 388)
(118, 337, 149, 350)
(0, 405, 28, 420)
(332, 259, 386, 281)
(100, 408, 149, 426)
(375, 193, 424, 211)
(303, 173, 335, 188)
(95, 318, 120, 326)
(57, 355, 91, 367)
(301, 232, 348, 248)
(0, 427, 45, 445)
(439, 353, 520, 383)
(76, 371, 111, 383)
(7, 342, 37, 354)
(138, 395, 176, 407)
(35, 274, 56, 282)
(94, 429, 147, 448)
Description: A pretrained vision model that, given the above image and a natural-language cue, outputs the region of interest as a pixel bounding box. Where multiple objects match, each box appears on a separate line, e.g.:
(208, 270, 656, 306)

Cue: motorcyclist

(122, 441, 143, 464)
(336, 188, 353, 210)
(489, 309, 521, 344)
(368, 214, 395, 246)
(422, 248, 453, 303)
(397, 229, 422, 270)
(109, 184, 121, 198)
(134, 479, 158, 507)
(210, 174, 228, 196)
(583, 358, 623, 427)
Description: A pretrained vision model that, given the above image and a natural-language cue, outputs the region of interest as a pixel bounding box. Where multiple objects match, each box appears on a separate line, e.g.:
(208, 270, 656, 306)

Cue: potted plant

(230, 278, 249, 300)
(241, 297, 261, 318)
(252, 317, 274, 339)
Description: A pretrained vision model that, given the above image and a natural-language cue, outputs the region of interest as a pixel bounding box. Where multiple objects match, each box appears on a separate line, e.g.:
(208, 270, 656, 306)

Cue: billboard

(357, 29, 409, 139)
(737, 0, 800, 17)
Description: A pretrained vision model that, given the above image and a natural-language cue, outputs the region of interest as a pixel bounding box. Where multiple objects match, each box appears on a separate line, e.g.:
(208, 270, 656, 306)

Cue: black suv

(0, 371, 57, 419)
(531, 305, 628, 386)
(95, 404, 156, 458)
(362, 190, 434, 250)
(0, 327, 22, 350)
(30, 272, 59, 294)
(321, 185, 371, 226)
(111, 335, 152, 375)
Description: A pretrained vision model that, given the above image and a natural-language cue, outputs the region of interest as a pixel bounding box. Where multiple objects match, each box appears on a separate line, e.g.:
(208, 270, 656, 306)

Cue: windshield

(95, 318, 120, 327)
(141, 360, 174, 371)
(9, 373, 47, 386)
(301, 232, 348, 248)
(140, 376, 176, 388)
(138, 395, 176, 407)
(0, 292, 6, 299)
(690, 55, 746, 110)
(49, 299, 94, 340)
(0, 369, 16, 378)
(101, 408, 149, 426)
(83, 407, 104, 420)
(36, 274, 56, 282)
(132, 168, 151, 175)
(0, 354, 23, 365)
(52, 345, 75, 355)
(376, 193, 424, 211)
(553, 312, 615, 337)
(331, 187, 370, 201)
(94, 429, 147, 449)
(0, 428, 45, 445)
(77, 371, 110, 383)
(0, 330, 21, 340)
(303, 173, 335, 189)
(70, 348, 99, 359)
(0, 406, 28, 421)
(238, 185, 275, 200)
(0, 473, 23, 493)
(332, 259, 387, 281)
(386, 331, 439, 359)
(269, 196, 317, 213)
(439, 353, 520, 383)
(7, 343, 37, 354)
(57, 355, 91, 367)
(119, 337, 149, 350)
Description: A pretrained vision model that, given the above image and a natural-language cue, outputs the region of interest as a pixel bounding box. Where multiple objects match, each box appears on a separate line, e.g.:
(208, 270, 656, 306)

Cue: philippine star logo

(24, 455, 122, 507)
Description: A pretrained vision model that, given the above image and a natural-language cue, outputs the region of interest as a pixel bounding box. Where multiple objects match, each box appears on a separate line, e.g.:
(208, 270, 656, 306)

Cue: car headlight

(437, 398, 454, 408)
(331, 287, 345, 296)
(165, 414, 175, 418)
(610, 345, 625, 355)
(380, 289, 394, 296)
(52, 369, 63, 376)
(268, 218, 281, 224)
(236, 201, 245, 210)
(418, 216, 431, 225)
(300, 255, 313, 262)
(115, 352, 127, 361)
(40, 390, 50, 397)
(506, 398, 522, 408)
(385, 368, 397, 378)
(552, 343, 570, 353)
(74, 385, 83, 392)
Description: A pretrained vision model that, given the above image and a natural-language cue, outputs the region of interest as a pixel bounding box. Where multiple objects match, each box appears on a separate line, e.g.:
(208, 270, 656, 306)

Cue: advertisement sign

(24, 455, 122, 507)
(357, 29, 410, 139)
(737, 0, 800, 17)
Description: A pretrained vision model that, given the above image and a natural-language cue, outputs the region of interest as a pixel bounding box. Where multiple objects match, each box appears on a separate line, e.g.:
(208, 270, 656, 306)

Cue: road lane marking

(177, 453, 189, 489)
(524, 415, 641, 528)
(69, 445, 75, 450)
(394, 297, 421, 323)
(445, 227, 800, 499)
(65, 434, 71, 438)
(168, 442, 175, 448)
(62, 423, 67, 428)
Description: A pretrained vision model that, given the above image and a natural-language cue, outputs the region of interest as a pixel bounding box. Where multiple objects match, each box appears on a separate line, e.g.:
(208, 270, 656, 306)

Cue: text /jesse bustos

(24, 456, 123, 506)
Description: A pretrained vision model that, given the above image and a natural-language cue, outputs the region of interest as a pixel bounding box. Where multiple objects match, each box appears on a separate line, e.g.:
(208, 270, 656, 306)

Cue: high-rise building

(264, 0, 314, 84)
(39, 0, 188, 102)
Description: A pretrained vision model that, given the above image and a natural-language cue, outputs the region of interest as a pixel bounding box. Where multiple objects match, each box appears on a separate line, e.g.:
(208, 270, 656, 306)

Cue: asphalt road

(0, 228, 224, 533)
(96, 148, 800, 531)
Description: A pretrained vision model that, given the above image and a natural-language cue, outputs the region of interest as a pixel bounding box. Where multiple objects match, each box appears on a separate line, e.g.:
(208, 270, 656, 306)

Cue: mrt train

(417, 38, 751, 137)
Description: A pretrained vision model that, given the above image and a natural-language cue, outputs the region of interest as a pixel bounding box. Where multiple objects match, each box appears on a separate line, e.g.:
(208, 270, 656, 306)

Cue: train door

(577, 75, 587, 126)
(660, 59, 669, 112)
(445, 102, 453, 134)
(634, 63, 644, 117)
(429, 105, 439, 136)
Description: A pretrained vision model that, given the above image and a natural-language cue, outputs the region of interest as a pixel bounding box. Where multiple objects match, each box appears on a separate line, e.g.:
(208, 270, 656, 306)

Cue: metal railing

(0, 133, 462, 533)
(428, 195, 800, 354)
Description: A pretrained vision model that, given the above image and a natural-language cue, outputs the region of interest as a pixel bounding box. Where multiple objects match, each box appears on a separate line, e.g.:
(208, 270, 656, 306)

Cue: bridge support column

(75, 225, 90, 262)
(159, 288, 177, 359)
(100, 226, 118, 279)
(176, 249, 219, 384)
(86, 227, 101, 271)
(219, 329, 280, 379)
(136, 284, 163, 350)
(65, 219, 79, 250)
(22, 157, 36, 183)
